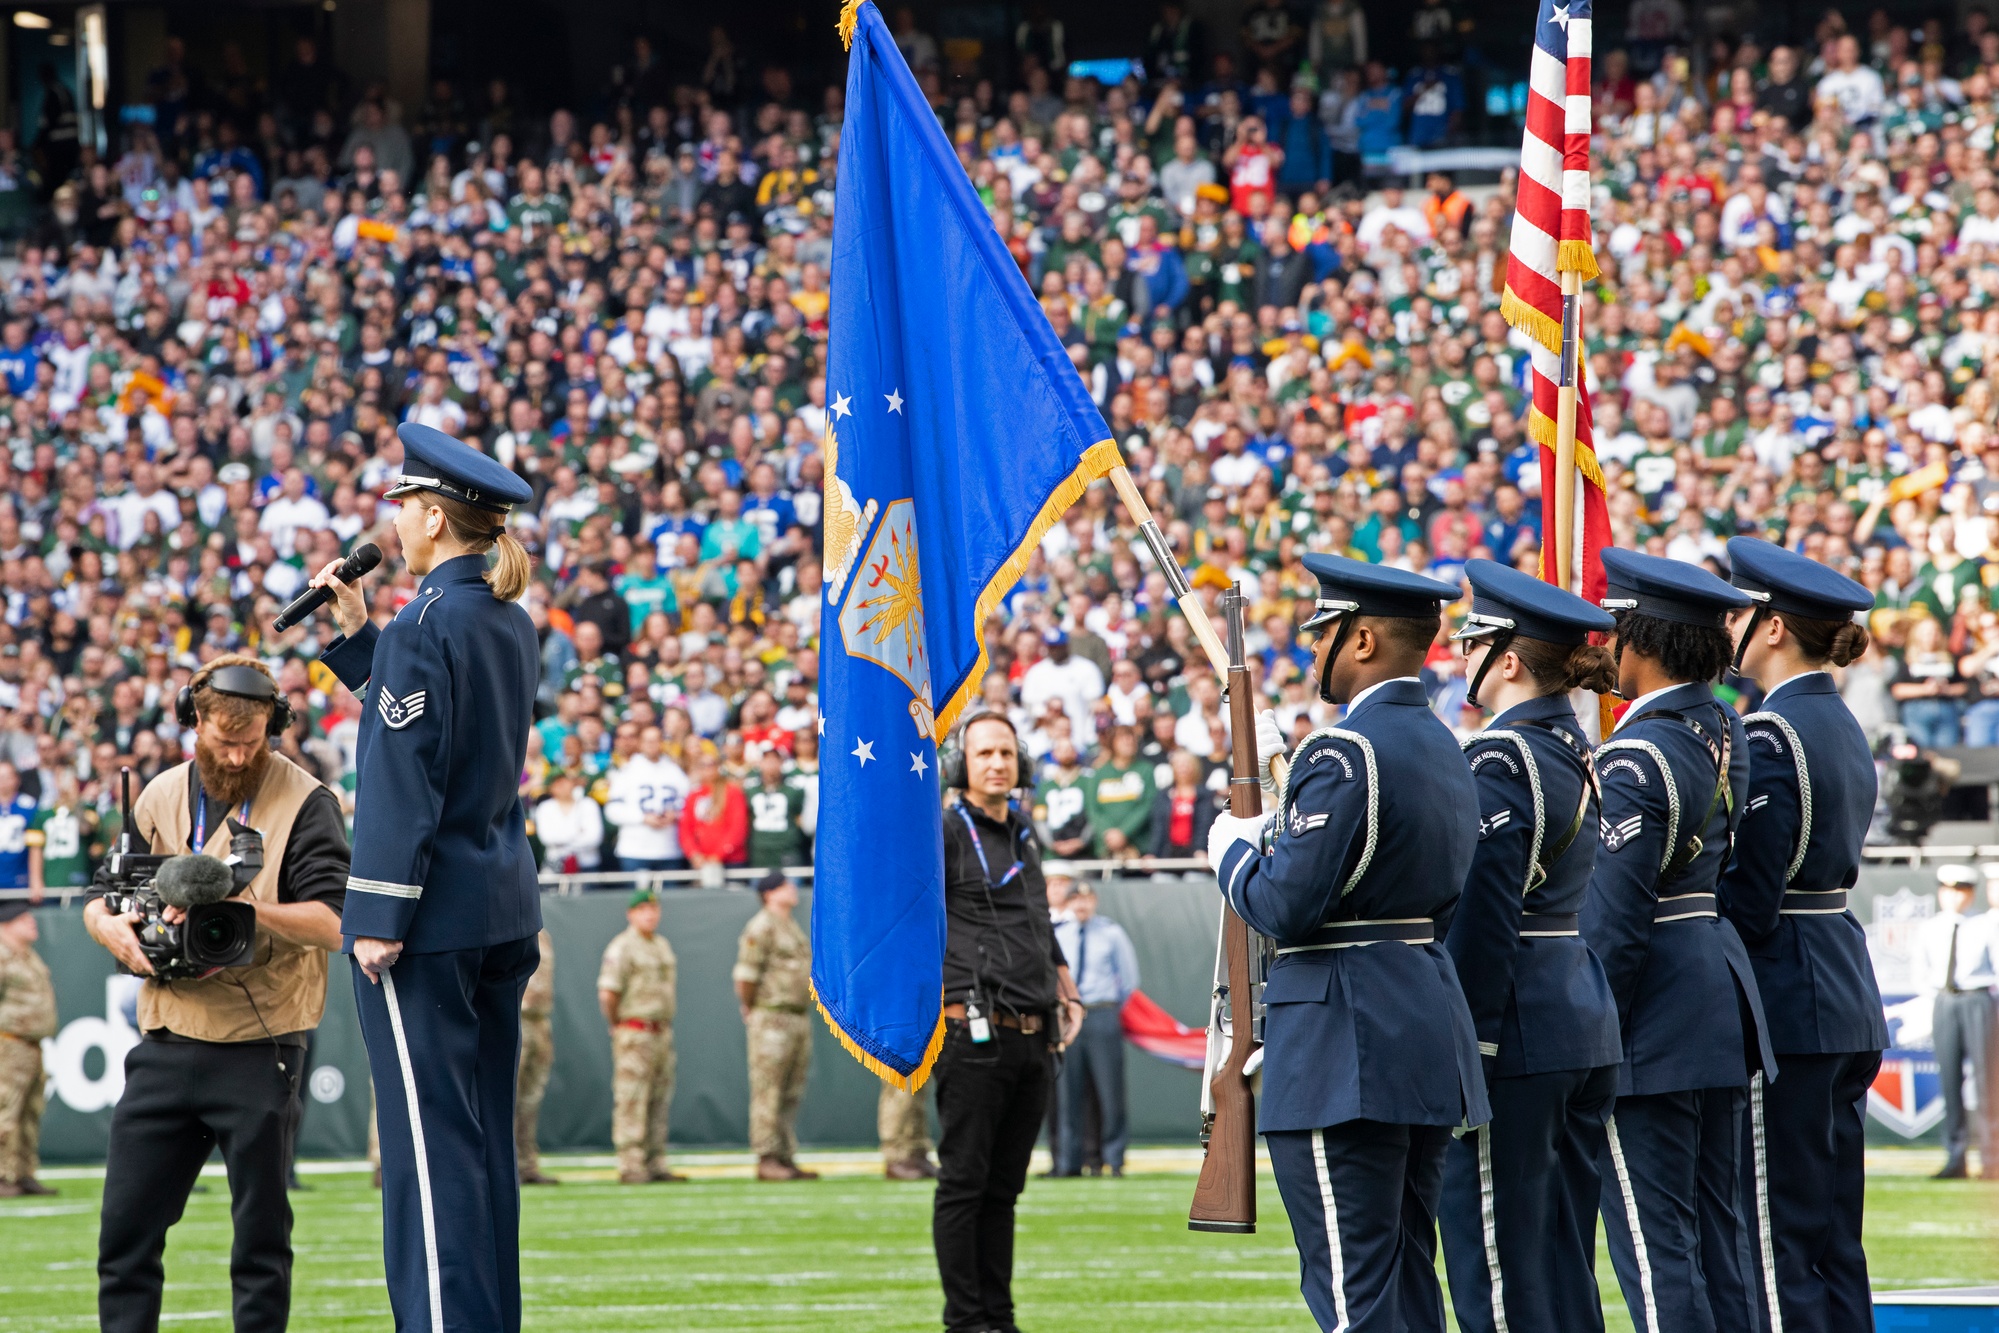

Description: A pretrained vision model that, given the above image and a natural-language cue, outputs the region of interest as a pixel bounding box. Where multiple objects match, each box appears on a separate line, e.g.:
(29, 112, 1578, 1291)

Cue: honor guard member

(1722, 537, 1888, 1332)
(1438, 560, 1626, 1333)
(0, 900, 55, 1197)
(1586, 549, 1776, 1333)
(313, 421, 543, 1333)
(1208, 554, 1489, 1333)
(517, 928, 557, 1186)
(599, 887, 684, 1184)
(734, 871, 818, 1181)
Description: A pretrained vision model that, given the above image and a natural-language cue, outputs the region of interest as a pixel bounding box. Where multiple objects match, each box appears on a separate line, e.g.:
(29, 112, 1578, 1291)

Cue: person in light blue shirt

(1051, 884, 1140, 1176)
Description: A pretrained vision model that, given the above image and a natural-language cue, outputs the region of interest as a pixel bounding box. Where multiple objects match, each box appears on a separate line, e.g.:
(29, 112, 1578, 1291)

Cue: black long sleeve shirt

(941, 801, 1064, 1019)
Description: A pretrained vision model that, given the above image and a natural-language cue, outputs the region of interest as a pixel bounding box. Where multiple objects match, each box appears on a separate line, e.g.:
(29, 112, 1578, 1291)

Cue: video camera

(99, 767, 262, 981)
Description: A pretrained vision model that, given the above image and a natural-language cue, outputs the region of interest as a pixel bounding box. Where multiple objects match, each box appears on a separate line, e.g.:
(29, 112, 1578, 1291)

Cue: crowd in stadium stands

(0, 0, 1997, 891)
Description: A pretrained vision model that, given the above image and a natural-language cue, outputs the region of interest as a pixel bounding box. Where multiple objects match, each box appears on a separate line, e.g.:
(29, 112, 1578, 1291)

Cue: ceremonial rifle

(1188, 586, 1259, 1233)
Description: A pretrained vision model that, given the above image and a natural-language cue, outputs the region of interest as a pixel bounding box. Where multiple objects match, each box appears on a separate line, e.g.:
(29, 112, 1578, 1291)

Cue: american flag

(1501, 0, 1611, 604)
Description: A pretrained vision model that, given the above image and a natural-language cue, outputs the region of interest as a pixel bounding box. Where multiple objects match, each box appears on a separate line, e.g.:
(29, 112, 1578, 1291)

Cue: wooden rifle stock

(1189, 589, 1259, 1233)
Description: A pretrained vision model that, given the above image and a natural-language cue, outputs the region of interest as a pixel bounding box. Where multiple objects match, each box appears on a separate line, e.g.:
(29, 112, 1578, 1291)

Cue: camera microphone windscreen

(155, 854, 238, 908)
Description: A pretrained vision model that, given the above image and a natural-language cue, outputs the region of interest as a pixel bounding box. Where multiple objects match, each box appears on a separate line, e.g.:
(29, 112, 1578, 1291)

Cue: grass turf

(0, 1152, 1992, 1331)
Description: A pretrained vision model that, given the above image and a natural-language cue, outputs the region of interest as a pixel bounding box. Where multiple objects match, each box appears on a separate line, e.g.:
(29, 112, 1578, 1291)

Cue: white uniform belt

(1780, 889, 1847, 915)
(1654, 892, 1717, 923)
(1276, 918, 1435, 953)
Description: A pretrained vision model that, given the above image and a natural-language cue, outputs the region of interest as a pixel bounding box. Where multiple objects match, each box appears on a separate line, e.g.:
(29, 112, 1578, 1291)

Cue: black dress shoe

(1934, 1161, 1969, 1180)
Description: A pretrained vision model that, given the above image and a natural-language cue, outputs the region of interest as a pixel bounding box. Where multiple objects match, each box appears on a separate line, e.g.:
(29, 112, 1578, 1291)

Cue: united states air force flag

(813, 0, 1118, 1089)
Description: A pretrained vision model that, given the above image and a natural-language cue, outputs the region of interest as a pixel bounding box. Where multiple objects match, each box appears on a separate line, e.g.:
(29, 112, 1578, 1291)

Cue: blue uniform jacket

(1215, 677, 1489, 1133)
(1583, 681, 1775, 1095)
(321, 553, 542, 952)
(1446, 694, 1623, 1079)
(1718, 672, 1888, 1056)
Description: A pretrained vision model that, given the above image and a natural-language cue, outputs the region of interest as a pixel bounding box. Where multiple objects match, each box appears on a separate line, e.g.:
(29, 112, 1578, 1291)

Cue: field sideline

(1, 1148, 1992, 1331)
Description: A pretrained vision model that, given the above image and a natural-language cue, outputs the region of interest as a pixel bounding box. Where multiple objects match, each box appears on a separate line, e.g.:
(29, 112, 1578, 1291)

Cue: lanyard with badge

(956, 804, 1022, 1044)
(194, 792, 253, 851)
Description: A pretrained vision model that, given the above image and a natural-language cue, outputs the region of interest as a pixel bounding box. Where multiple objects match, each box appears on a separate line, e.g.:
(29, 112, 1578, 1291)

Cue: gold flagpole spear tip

(838, 0, 866, 50)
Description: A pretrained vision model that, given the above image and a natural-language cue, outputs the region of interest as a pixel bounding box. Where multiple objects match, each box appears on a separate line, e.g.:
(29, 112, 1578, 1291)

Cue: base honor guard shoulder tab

(1279, 725, 1378, 899)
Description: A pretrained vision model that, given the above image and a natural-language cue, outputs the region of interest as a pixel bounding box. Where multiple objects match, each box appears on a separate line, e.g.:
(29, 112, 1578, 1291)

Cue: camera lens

(188, 906, 252, 965)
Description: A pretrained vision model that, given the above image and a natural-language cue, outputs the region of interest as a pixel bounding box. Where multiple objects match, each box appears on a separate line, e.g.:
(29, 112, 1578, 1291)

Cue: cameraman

(81, 654, 350, 1333)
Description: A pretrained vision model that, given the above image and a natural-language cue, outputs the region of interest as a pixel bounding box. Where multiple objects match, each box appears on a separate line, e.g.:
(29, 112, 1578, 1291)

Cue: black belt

(1520, 912, 1580, 937)
(144, 1027, 309, 1048)
(1780, 890, 1847, 915)
(1653, 893, 1717, 923)
(1277, 918, 1435, 954)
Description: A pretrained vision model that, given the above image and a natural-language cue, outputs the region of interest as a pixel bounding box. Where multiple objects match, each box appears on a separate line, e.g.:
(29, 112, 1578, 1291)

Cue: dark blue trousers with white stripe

(353, 935, 539, 1333)
(1598, 1086, 1756, 1333)
(1266, 1121, 1453, 1333)
(1741, 1053, 1880, 1333)
(1440, 1066, 1619, 1333)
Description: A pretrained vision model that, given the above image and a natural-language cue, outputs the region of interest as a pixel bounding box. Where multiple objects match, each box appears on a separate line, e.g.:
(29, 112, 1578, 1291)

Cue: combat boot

(756, 1154, 800, 1181)
(15, 1178, 55, 1196)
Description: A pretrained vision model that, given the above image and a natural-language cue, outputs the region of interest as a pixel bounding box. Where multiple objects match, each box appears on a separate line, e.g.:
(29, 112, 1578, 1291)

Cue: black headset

(175, 663, 295, 738)
(940, 711, 1035, 792)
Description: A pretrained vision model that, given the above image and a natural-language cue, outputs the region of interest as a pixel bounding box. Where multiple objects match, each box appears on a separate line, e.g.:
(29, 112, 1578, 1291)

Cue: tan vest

(134, 754, 330, 1041)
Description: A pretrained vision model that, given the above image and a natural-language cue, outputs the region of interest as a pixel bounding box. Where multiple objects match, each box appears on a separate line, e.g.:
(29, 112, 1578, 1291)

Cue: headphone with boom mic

(174, 664, 295, 738)
(939, 711, 1035, 792)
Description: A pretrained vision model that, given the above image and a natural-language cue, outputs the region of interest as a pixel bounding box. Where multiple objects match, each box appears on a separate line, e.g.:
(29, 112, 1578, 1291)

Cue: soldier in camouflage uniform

(733, 872, 818, 1181)
(879, 1084, 937, 1180)
(599, 889, 683, 1184)
(0, 901, 56, 1196)
(517, 928, 557, 1185)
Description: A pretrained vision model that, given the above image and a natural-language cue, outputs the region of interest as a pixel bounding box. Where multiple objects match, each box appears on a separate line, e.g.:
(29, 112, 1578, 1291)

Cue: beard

(194, 737, 272, 814)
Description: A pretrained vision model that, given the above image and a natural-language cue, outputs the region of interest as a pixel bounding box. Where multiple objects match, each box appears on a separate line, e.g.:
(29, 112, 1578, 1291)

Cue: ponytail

(1510, 636, 1619, 695)
(1782, 613, 1871, 669)
(432, 494, 534, 602)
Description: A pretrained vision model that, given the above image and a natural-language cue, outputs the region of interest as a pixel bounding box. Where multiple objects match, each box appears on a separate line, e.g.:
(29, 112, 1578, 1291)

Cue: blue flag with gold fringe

(812, 0, 1118, 1089)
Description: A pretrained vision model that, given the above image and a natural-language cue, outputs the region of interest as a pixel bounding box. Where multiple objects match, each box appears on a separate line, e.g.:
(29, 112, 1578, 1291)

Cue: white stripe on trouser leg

(1310, 1129, 1352, 1332)
(1605, 1116, 1660, 1333)
(1751, 1074, 1784, 1333)
(383, 971, 446, 1333)
(1478, 1127, 1509, 1332)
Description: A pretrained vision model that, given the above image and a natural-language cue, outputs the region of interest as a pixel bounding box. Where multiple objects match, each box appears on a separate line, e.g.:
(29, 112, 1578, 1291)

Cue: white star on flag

(852, 738, 875, 766)
(910, 752, 929, 778)
(831, 392, 852, 419)
(885, 388, 904, 414)
(817, 714, 827, 736)
(1551, 4, 1570, 26)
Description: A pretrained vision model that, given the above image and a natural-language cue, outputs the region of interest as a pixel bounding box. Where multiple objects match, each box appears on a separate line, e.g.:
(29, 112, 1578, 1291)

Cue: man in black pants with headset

(935, 711, 1084, 1333)
(82, 655, 350, 1331)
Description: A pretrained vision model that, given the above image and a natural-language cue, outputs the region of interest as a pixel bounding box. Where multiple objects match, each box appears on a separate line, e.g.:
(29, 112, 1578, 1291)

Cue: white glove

(1207, 810, 1268, 869)
(1255, 709, 1287, 796)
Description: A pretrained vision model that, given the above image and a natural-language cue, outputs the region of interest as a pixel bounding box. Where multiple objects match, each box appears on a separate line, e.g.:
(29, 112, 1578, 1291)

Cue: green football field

(1, 1149, 1992, 1331)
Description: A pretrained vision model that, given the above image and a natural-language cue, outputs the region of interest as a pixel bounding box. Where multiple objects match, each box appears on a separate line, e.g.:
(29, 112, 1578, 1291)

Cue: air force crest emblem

(377, 686, 427, 731)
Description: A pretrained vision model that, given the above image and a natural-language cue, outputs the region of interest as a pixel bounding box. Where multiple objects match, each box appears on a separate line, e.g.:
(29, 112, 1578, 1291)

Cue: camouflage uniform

(516, 929, 556, 1181)
(733, 906, 812, 1164)
(0, 931, 56, 1189)
(878, 1084, 933, 1166)
(598, 924, 677, 1179)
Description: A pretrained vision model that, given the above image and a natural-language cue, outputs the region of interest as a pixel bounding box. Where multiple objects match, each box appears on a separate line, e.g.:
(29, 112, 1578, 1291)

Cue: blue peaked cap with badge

(1600, 548, 1751, 628)
(1453, 558, 1615, 647)
(1724, 537, 1872, 620)
(1299, 552, 1461, 631)
(388, 422, 534, 515)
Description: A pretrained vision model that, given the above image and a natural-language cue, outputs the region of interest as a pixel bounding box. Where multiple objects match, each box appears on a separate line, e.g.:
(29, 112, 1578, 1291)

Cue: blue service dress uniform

(1215, 676, 1489, 1333)
(1587, 679, 1777, 1333)
(1441, 692, 1625, 1333)
(323, 427, 543, 1333)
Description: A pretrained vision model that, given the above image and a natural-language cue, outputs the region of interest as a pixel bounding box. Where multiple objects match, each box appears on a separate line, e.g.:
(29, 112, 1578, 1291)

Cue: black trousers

(933, 1023, 1050, 1333)
(1441, 1065, 1619, 1333)
(1057, 1006, 1126, 1174)
(99, 1036, 304, 1333)
(1743, 1054, 1881, 1333)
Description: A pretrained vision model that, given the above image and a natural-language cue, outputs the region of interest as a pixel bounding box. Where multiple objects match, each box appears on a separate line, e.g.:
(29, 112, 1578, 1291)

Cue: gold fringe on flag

(837, 0, 864, 50)
(1500, 284, 1563, 357)
(814, 982, 947, 1092)
(933, 438, 1122, 744)
(1524, 405, 1607, 490)
(1557, 239, 1601, 282)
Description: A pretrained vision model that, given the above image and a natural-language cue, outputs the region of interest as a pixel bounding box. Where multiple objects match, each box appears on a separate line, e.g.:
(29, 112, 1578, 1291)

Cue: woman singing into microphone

(312, 422, 542, 1333)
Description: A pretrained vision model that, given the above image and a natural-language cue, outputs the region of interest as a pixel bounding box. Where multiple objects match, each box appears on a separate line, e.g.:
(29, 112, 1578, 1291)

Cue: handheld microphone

(274, 543, 382, 631)
(155, 854, 238, 908)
